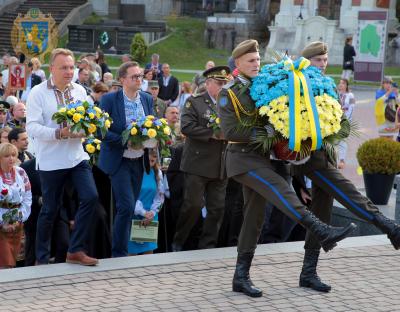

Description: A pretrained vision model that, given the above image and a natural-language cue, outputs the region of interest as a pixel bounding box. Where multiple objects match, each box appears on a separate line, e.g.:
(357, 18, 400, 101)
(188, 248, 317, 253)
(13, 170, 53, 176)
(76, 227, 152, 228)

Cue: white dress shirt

(26, 79, 89, 171)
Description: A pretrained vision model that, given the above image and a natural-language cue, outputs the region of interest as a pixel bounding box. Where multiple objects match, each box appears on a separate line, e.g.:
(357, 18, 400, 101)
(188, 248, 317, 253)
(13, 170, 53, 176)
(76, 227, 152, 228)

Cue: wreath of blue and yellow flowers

(250, 57, 353, 162)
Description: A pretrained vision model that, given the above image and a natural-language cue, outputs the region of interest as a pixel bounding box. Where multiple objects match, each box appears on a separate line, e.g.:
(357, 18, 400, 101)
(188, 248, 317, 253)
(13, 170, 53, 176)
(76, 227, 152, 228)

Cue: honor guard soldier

(172, 66, 230, 251)
(293, 41, 400, 293)
(217, 39, 357, 297)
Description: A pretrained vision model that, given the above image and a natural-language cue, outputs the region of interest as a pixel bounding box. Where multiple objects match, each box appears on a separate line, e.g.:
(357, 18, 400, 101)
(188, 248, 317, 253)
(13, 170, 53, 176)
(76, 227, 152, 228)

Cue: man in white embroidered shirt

(26, 48, 99, 266)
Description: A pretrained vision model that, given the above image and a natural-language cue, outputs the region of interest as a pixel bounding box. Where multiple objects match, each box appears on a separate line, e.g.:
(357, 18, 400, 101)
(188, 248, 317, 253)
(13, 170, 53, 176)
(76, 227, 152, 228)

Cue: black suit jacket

(19, 73, 41, 98)
(158, 75, 179, 103)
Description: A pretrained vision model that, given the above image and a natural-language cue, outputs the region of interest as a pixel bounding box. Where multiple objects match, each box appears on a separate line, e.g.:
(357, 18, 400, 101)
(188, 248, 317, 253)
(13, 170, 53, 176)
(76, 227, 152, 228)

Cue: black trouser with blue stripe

(293, 151, 378, 250)
(234, 164, 310, 254)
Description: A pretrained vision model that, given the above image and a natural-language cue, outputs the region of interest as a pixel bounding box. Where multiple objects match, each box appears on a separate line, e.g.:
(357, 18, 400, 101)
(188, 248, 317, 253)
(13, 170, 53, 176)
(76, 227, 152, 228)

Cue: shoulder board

(222, 80, 235, 90)
(192, 91, 205, 98)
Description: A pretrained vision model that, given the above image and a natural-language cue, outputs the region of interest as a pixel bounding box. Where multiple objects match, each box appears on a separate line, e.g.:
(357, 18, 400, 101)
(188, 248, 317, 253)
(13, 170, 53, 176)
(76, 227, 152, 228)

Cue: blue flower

(250, 60, 337, 105)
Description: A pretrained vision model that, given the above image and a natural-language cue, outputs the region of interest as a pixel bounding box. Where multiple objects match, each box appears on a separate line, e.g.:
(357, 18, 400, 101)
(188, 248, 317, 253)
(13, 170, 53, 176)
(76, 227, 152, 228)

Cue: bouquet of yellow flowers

(83, 135, 101, 165)
(122, 115, 174, 157)
(52, 100, 112, 138)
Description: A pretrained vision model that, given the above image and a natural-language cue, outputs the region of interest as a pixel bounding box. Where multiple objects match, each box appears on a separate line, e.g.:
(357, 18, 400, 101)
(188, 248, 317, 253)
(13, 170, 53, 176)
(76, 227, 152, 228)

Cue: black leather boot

(301, 211, 357, 252)
(299, 249, 331, 292)
(373, 212, 400, 250)
(232, 252, 263, 297)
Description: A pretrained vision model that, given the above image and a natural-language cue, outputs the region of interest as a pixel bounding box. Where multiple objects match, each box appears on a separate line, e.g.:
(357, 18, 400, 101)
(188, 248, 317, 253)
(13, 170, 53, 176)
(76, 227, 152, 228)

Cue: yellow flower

(93, 139, 101, 144)
(105, 119, 111, 128)
(88, 113, 95, 119)
(85, 144, 96, 154)
(67, 108, 76, 116)
(144, 120, 153, 128)
(59, 107, 67, 113)
(94, 106, 102, 113)
(259, 106, 268, 116)
(96, 144, 101, 151)
(147, 115, 155, 120)
(88, 124, 97, 133)
(160, 118, 168, 125)
(130, 127, 138, 135)
(163, 126, 171, 135)
(76, 106, 85, 113)
(147, 128, 157, 138)
(215, 117, 220, 124)
(72, 113, 82, 123)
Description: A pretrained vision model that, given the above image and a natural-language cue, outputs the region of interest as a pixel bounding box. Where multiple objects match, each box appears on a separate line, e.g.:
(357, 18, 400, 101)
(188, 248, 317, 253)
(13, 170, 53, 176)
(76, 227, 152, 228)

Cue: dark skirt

(0, 224, 23, 268)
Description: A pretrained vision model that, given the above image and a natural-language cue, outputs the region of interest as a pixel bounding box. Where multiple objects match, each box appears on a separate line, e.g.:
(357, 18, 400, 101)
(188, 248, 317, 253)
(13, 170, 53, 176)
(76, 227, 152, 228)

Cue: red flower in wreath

(1, 188, 8, 196)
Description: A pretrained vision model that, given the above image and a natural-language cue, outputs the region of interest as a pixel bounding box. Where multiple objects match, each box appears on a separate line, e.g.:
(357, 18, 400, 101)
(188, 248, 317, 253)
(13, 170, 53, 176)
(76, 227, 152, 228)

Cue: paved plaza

(1, 235, 399, 312)
(1, 89, 399, 311)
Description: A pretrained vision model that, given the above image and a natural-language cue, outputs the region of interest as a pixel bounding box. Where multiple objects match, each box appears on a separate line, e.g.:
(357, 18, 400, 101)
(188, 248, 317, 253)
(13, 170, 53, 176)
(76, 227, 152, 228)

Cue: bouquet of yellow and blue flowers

(122, 115, 174, 157)
(250, 57, 355, 163)
(83, 135, 102, 165)
(52, 100, 112, 138)
(205, 111, 221, 134)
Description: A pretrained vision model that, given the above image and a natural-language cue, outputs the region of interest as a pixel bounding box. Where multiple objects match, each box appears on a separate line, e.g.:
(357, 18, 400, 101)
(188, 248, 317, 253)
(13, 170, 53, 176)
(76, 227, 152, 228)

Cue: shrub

(130, 33, 147, 63)
(356, 138, 400, 174)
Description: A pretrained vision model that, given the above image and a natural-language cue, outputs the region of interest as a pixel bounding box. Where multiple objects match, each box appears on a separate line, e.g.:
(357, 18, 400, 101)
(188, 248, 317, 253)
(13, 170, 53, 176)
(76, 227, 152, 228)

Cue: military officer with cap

(217, 39, 357, 298)
(0, 101, 10, 128)
(147, 80, 167, 118)
(172, 66, 230, 251)
(291, 41, 400, 294)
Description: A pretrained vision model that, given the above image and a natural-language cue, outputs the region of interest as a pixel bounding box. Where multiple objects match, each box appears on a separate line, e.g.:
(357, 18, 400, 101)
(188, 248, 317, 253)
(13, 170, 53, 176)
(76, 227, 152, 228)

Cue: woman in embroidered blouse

(337, 79, 355, 169)
(128, 149, 165, 255)
(0, 143, 32, 269)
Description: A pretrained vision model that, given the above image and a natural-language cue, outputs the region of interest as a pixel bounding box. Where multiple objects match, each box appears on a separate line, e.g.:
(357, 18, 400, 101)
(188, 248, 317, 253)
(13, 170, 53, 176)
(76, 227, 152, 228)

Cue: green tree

(130, 33, 148, 63)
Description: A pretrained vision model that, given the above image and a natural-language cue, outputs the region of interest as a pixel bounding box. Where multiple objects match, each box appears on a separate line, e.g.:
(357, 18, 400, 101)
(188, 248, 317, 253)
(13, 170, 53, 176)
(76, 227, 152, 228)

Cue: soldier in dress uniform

(217, 39, 358, 298)
(294, 41, 400, 293)
(172, 66, 230, 251)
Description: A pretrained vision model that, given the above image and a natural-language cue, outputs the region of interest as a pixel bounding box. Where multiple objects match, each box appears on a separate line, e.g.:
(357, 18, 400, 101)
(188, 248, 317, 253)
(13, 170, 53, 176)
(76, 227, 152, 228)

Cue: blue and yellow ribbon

(284, 57, 322, 152)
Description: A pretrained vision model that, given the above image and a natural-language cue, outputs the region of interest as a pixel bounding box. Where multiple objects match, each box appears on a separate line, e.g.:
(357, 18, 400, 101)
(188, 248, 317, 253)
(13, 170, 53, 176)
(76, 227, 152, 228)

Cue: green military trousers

(233, 161, 310, 254)
(292, 150, 379, 250)
(173, 173, 228, 249)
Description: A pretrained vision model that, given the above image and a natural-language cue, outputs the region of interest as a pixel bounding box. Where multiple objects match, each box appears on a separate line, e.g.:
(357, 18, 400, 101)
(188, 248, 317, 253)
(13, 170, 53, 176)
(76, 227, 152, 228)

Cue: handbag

(130, 220, 159, 243)
(384, 99, 397, 122)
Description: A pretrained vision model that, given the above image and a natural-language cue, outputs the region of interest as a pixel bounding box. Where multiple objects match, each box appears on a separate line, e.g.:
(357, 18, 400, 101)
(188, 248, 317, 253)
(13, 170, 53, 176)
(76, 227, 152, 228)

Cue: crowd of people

(0, 40, 399, 298)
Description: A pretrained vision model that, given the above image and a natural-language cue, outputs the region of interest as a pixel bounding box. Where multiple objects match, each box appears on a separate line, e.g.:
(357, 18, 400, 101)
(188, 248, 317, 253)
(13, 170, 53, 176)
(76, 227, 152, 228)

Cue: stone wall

(121, 0, 179, 20)
(89, 0, 109, 16)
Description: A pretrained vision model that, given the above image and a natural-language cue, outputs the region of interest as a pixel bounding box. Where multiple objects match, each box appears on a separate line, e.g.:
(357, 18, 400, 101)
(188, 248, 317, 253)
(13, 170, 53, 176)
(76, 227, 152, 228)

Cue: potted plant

(356, 138, 400, 204)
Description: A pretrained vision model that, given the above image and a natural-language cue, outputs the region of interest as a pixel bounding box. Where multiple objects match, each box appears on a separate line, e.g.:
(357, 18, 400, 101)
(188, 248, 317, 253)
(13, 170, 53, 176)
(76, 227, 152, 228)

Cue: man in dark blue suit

(98, 61, 154, 257)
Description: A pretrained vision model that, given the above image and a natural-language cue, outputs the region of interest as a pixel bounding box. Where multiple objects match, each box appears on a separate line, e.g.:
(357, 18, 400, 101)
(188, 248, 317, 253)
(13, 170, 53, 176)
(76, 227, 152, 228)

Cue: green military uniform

(218, 77, 312, 254)
(173, 67, 230, 250)
(153, 97, 167, 118)
(148, 80, 167, 118)
(220, 39, 363, 298)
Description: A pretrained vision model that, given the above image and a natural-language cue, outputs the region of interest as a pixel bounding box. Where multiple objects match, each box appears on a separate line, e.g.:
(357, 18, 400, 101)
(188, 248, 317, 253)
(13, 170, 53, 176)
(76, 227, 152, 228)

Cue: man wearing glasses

(98, 61, 154, 257)
(172, 66, 230, 251)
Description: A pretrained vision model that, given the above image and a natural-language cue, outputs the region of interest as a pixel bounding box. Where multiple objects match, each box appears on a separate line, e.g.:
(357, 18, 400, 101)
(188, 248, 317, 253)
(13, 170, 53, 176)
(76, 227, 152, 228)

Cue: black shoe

(373, 212, 400, 250)
(299, 249, 331, 292)
(232, 252, 263, 298)
(171, 243, 183, 252)
(301, 211, 357, 252)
